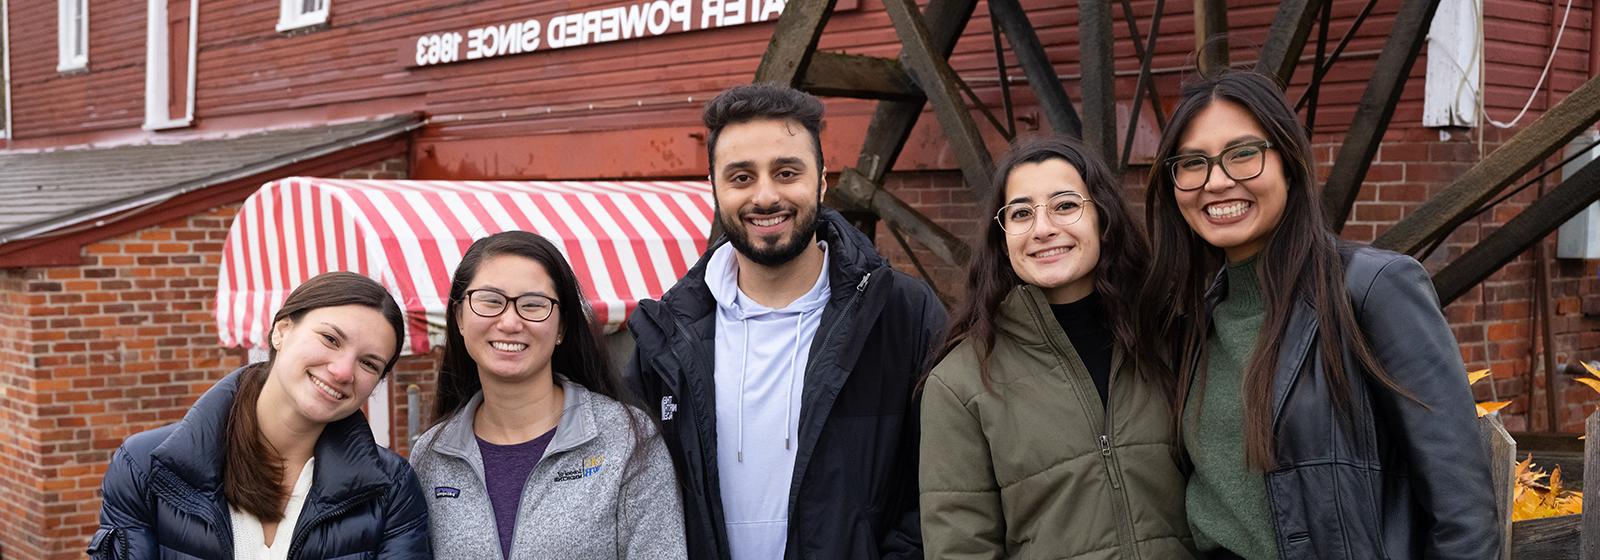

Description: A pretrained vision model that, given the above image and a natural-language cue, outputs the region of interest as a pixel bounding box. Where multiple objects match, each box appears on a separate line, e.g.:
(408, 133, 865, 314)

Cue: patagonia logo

(554, 455, 606, 482)
(433, 486, 460, 499)
(660, 396, 677, 421)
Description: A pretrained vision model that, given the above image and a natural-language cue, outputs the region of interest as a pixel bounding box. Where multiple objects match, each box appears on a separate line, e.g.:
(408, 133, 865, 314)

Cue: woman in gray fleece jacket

(410, 231, 686, 559)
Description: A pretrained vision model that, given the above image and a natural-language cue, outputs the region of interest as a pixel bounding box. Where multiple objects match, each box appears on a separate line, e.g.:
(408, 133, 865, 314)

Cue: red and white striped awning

(216, 177, 713, 353)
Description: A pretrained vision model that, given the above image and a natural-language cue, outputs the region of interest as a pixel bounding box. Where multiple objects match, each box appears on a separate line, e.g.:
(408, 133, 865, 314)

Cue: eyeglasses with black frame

(462, 289, 560, 322)
(994, 191, 1094, 236)
(1166, 140, 1274, 192)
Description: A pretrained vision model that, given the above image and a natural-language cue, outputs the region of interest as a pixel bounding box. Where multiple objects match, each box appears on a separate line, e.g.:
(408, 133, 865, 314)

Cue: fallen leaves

(1511, 455, 1583, 521)
(1466, 369, 1513, 418)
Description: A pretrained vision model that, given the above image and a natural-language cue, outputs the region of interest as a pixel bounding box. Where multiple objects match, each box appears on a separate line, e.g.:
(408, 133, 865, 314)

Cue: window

(278, 0, 329, 32)
(57, 0, 87, 72)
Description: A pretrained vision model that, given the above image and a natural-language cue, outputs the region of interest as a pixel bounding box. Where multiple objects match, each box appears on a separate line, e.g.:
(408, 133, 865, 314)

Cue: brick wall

(0, 157, 410, 560)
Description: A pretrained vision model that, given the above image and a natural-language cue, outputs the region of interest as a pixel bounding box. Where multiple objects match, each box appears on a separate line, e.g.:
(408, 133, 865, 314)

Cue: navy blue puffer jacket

(89, 368, 432, 559)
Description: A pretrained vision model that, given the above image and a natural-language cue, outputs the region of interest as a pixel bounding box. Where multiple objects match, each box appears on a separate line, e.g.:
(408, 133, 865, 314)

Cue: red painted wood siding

(3, 1, 1592, 174)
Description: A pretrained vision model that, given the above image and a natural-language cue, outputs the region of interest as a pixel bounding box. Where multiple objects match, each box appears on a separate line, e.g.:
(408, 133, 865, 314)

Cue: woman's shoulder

(110, 422, 182, 475)
(578, 388, 657, 436)
(927, 340, 986, 397)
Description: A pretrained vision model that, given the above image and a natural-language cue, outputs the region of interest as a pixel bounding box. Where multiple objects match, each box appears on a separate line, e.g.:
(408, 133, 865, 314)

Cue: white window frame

(277, 0, 329, 33)
(57, 0, 88, 72)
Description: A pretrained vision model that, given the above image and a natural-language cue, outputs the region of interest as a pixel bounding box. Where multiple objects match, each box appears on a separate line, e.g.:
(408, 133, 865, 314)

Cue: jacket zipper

(285, 488, 384, 559)
(783, 271, 873, 544)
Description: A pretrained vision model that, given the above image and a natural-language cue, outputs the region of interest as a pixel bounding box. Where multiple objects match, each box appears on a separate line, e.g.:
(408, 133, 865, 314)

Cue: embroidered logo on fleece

(434, 486, 460, 499)
(553, 455, 606, 482)
(660, 396, 677, 421)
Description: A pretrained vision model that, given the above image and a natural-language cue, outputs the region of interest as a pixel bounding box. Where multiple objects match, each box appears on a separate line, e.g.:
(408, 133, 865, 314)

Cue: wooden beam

(882, 0, 994, 197)
(989, 0, 1082, 137)
(1255, 0, 1325, 85)
(1584, 412, 1599, 560)
(832, 167, 971, 266)
(1194, 0, 1230, 75)
(801, 53, 921, 101)
(1321, 0, 1442, 229)
(1376, 73, 1600, 254)
(754, 0, 841, 85)
(1479, 414, 1516, 560)
(1078, 0, 1118, 160)
(1432, 154, 1600, 304)
(854, 0, 979, 183)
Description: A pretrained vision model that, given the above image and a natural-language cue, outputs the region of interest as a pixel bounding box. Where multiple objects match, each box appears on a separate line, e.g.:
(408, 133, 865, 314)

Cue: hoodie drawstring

(738, 317, 749, 462)
(785, 312, 804, 450)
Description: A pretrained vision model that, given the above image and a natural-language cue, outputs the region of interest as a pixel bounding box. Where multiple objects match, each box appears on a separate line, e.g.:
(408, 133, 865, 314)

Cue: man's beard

(718, 195, 822, 267)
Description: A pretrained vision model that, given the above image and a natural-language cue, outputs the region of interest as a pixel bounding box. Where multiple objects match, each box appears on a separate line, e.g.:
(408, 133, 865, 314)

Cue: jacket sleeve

(878, 284, 948, 560)
(618, 420, 688, 559)
(1354, 254, 1498, 558)
(89, 446, 158, 560)
(918, 372, 1004, 559)
(622, 313, 657, 405)
(378, 459, 433, 558)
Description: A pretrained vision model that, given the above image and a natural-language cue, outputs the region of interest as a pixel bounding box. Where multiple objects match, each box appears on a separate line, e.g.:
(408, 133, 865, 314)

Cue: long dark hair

(226, 271, 405, 521)
(431, 231, 644, 432)
(941, 136, 1160, 394)
(1137, 70, 1411, 470)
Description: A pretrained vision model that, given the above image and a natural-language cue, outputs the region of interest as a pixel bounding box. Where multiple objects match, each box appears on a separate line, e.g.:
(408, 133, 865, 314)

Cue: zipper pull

(856, 273, 871, 292)
(1098, 434, 1112, 456)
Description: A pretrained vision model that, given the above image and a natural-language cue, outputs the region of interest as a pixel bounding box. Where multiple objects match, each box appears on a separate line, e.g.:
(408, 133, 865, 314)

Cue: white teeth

(1032, 246, 1071, 258)
(750, 216, 786, 227)
(490, 341, 528, 352)
(1206, 201, 1252, 219)
(309, 375, 348, 400)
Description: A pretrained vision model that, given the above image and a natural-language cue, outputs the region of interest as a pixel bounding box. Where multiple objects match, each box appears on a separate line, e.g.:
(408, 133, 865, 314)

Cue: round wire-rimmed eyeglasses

(994, 191, 1094, 236)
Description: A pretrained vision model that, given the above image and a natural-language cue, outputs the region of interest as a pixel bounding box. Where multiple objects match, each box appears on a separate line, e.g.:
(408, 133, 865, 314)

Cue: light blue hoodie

(705, 241, 831, 560)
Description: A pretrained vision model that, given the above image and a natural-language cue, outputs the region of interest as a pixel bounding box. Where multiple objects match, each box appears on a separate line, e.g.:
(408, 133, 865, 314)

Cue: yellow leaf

(1476, 401, 1512, 417)
(1584, 360, 1600, 379)
(1467, 369, 1493, 385)
(1575, 376, 1600, 395)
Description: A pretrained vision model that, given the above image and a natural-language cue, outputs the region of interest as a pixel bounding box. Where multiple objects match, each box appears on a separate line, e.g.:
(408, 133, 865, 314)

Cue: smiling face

(265, 305, 395, 426)
(457, 254, 563, 385)
(1000, 158, 1101, 304)
(712, 118, 827, 267)
(1173, 99, 1289, 262)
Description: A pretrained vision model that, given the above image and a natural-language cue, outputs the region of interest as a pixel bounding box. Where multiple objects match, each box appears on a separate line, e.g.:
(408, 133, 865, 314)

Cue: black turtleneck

(1049, 290, 1112, 405)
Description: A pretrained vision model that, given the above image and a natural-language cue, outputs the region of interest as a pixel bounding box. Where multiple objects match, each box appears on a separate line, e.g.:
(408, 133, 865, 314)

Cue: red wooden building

(0, 0, 1595, 557)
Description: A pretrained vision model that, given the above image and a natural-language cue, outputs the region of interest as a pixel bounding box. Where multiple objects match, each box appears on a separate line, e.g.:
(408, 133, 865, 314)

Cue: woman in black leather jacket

(90, 272, 431, 559)
(1135, 70, 1497, 559)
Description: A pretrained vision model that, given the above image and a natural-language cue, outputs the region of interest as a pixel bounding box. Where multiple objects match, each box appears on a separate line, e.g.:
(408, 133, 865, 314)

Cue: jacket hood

(150, 367, 394, 504)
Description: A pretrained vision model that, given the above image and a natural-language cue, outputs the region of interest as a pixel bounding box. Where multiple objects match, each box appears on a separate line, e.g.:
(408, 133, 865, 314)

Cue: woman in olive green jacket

(920, 137, 1193, 559)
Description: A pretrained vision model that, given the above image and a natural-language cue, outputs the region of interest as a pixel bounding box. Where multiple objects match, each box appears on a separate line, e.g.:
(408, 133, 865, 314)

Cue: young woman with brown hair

(91, 271, 430, 559)
(1138, 69, 1496, 559)
(919, 136, 1193, 559)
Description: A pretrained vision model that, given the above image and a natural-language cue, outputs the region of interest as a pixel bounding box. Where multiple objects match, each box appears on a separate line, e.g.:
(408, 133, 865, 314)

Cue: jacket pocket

(86, 527, 122, 560)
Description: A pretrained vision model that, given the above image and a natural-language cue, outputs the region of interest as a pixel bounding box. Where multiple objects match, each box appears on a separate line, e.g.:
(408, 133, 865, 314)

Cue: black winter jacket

(625, 208, 947, 560)
(89, 368, 432, 559)
(1197, 244, 1498, 559)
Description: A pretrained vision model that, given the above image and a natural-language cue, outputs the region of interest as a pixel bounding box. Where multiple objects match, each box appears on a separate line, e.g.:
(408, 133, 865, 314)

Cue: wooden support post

(1432, 155, 1600, 304)
(1375, 73, 1600, 255)
(1194, 0, 1230, 76)
(989, 0, 1082, 138)
(1255, 0, 1325, 85)
(1321, 0, 1442, 229)
(882, 0, 994, 197)
(854, 0, 978, 183)
(754, 0, 840, 85)
(1584, 411, 1600, 560)
(801, 53, 922, 101)
(1479, 413, 1516, 560)
(832, 168, 971, 266)
(1078, 0, 1117, 160)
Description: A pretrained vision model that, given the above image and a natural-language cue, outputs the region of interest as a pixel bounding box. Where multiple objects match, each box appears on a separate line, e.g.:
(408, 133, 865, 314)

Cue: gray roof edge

(0, 115, 423, 245)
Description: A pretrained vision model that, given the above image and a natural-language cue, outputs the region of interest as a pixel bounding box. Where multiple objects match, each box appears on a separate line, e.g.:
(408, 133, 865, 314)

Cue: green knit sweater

(1184, 256, 1279, 560)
